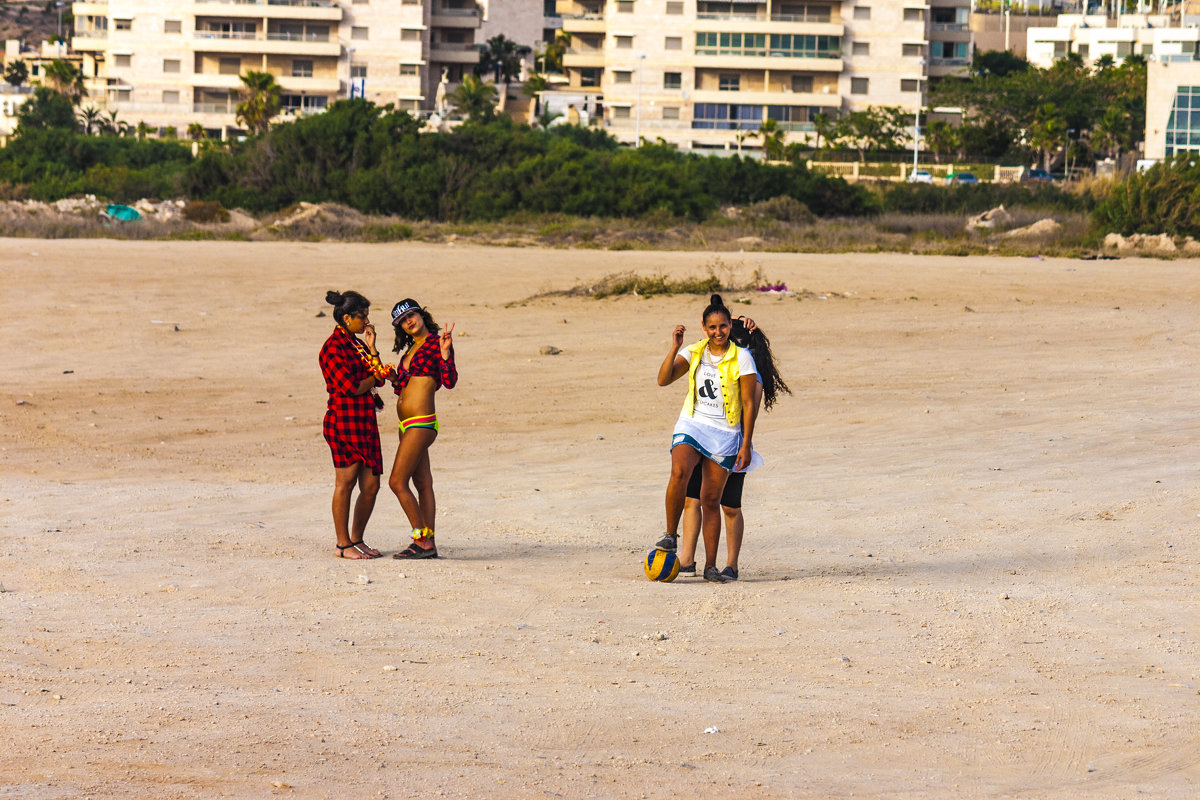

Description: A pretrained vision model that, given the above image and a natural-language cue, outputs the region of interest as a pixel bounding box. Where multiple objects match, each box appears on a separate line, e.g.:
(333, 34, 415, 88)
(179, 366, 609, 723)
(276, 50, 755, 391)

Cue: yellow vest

(681, 339, 744, 427)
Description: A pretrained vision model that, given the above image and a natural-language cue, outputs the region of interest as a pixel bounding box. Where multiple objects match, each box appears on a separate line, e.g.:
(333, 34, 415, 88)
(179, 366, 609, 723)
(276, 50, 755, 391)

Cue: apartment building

(1026, 14, 1200, 68)
(69, 0, 483, 136)
(1144, 57, 1200, 160)
(555, 0, 973, 150)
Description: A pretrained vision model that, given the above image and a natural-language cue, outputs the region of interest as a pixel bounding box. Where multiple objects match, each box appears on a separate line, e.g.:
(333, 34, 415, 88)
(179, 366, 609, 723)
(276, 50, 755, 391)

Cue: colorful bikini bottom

(400, 413, 439, 434)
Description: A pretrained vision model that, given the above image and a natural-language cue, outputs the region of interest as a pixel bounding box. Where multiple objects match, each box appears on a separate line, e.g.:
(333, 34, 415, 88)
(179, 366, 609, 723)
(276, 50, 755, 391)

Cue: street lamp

(634, 52, 645, 147)
(913, 58, 925, 176)
(55, 2, 65, 50)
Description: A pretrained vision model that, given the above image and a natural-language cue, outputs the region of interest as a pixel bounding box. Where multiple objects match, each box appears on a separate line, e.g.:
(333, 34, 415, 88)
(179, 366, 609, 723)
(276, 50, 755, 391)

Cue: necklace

(344, 328, 394, 381)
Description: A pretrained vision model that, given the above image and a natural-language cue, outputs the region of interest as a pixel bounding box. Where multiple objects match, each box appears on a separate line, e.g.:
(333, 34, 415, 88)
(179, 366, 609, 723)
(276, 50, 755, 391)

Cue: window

(667, 1, 684, 13)
(692, 102, 760, 130)
(613, 106, 631, 119)
(114, 54, 132, 67)
(614, 70, 632, 83)
(402, 0, 420, 4)
(354, 0, 369, 3)
(116, 88, 131, 102)
(902, 43, 923, 57)
(292, 59, 313, 78)
(163, 58, 181, 73)
(903, 8, 922, 21)
(352, 26, 369, 40)
(544, 0, 558, 15)
(219, 57, 241, 75)
(664, 71, 681, 89)
(791, 75, 813, 92)
(401, 29, 421, 42)
(1077, 44, 1089, 60)
(351, 65, 368, 78)
(853, 6, 869, 19)
(852, 42, 869, 56)
(665, 36, 682, 51)
(615, 35, 633, 49)
(580, 68, 600, 87)
(663, 106, 680, 120)
(901, 78, 919, 91)
(162, 90, 180, 104)
(719, 73, 739, 91)
(399, 63, 418, 76)
(114, 18, 132, 31)
(164, 20, 182, 34)
(617, 0, 634, 11)
(851, 77, 869, 94)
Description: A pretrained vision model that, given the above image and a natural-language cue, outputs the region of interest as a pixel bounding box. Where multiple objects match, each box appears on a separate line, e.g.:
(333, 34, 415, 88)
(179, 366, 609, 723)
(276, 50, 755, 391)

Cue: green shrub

(181, 200, 230, 223)
(1092, 155, 1200, 237)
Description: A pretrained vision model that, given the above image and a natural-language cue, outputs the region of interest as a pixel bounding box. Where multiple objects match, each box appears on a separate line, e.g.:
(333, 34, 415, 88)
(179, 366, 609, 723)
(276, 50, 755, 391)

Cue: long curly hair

(732, 318, 791, 411)
(391, 308, 441, 354)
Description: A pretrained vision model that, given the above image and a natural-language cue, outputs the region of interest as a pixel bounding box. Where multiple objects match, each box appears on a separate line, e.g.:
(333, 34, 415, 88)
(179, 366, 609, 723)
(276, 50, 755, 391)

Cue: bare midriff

(397, 375, 437, 421)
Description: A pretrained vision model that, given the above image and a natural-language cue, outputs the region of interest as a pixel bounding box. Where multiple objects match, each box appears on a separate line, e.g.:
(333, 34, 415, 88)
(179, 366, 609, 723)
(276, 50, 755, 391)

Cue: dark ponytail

(732, 319, 791, 411)
(325, 290, 370, 328)
(702, 293, 731, 324)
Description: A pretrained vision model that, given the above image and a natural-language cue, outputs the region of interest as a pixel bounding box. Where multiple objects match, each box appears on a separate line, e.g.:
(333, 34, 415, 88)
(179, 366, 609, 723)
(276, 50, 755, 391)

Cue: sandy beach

(2, 240, 1197, 798)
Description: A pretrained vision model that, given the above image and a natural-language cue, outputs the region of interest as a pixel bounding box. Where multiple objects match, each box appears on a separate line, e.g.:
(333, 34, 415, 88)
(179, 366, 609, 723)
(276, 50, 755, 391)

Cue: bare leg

(723, 506, 744, 571)
(698, 459, 729, 571)
(350, 471, 381, 555)
(388, 428, 438, 550)
(664, 444, 701, 537)
(410, 446, 435, 545)
(332, 463, 371, 559)
(680, 497, 701, 567)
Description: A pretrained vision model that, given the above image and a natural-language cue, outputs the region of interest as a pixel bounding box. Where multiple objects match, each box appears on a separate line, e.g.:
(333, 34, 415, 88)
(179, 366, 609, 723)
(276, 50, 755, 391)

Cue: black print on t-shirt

(698, 378, 718, 400)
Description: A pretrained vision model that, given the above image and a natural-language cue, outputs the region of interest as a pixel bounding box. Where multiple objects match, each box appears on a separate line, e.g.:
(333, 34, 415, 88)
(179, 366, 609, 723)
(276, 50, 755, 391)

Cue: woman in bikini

(678, 315, 790, 580)
(654, 294, 759, 583)
(387, 298, 457, 559)
(319, 290, 393, 559)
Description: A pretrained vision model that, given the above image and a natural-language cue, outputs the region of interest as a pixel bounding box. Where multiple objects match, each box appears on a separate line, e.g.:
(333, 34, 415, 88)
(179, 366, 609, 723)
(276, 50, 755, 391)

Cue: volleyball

(644, 549, 680, 582)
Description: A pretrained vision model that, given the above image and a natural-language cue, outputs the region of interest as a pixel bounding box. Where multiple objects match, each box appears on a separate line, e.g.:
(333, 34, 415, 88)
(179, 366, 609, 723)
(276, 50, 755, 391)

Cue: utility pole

(634, 53, 645, 146)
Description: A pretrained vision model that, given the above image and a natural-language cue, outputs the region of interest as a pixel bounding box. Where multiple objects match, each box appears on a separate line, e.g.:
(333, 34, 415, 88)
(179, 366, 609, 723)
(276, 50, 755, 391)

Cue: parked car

(945, 172, 979, 185)
(908, 169, 933, 183)
(1023, 168, 1056, 182)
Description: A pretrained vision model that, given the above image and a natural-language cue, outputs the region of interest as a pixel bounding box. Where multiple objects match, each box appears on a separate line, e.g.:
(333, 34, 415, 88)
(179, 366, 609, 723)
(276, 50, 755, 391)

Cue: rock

(539, 345, 562, 356)
(735, 236, 764, 246)
(1182, 237, 1200, 254)
(966, 205, 1012, 230)
(355, 574, 371, 585)
(1003, 218, 1062, 238)
(1103, 233, 1126, 249)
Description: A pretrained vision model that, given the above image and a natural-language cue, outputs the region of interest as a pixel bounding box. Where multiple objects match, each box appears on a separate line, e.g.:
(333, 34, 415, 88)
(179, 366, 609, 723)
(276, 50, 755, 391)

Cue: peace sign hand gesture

(440, 321, 455, 360)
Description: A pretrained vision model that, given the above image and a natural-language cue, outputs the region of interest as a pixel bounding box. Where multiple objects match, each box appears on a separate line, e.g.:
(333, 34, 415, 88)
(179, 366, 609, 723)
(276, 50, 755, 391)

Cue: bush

(181, 200, 230, 223)
(748, 195, 815, 224)
(1092, 156, 1200, 237)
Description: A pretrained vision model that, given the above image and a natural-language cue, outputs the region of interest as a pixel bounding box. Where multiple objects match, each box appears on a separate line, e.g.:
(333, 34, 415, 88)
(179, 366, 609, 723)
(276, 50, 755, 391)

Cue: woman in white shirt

(654, 294, 759, 583)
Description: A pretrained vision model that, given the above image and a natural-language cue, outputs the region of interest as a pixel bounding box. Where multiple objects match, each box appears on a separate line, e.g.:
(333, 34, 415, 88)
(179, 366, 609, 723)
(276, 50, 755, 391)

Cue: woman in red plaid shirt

(319, 290, 392, 559)
(386, 298, 457, 559)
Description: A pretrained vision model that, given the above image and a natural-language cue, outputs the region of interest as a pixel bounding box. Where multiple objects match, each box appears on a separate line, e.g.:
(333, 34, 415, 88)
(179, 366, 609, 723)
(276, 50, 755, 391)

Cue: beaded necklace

(341, 327, 395, 381)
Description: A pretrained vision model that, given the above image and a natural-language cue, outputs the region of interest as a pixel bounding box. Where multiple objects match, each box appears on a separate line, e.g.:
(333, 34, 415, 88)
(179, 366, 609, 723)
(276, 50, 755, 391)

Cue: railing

(930, 22, 968, 31)
(195, 31, 258, 40)
(434, 7, 480, 15)
(560, 12, 605, 19)
(266, 31, 332, 41)
(431, 42, 480, 50)
(194, 102, 238, 113)
(930, 57, 968, 65)
(696, 46, 840, 58)
(1162, 54, 1197, 62)
(75, 29, 109, 38)
(697, 12, 767, 20)
(196, 0, 338, 7)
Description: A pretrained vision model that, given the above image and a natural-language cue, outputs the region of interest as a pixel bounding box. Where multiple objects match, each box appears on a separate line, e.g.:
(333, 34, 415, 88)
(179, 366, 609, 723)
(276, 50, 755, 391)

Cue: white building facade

(555, 0, 973, 150)
(1026, 14, 1200, 68)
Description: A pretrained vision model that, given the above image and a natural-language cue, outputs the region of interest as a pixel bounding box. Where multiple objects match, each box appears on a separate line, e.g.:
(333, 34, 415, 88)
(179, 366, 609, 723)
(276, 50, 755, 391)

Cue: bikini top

(392, 336, 458, 394)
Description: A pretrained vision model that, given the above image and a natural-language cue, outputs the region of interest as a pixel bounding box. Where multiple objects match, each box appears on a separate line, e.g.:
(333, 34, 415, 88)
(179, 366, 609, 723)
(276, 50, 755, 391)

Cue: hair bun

(325, 290, 343, 306)
(710, 293, 723, 305)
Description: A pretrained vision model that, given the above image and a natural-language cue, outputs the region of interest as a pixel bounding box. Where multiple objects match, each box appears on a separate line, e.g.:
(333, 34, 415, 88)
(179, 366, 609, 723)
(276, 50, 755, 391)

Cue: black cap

(390, 298, 421, 325)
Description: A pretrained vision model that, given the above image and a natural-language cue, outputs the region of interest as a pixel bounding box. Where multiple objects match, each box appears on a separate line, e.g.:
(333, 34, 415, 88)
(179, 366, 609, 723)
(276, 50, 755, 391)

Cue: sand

(1, 240, 1197, 799)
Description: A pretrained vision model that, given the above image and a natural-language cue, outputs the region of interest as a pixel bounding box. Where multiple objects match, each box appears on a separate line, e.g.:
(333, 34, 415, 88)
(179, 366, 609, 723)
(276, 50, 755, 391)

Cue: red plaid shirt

(393, 336, 457, 394)
(319, 326, 385, 474)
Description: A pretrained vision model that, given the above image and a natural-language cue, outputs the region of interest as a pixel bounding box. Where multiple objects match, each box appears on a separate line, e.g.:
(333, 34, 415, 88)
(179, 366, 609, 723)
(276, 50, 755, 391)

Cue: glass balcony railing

(931, 22, 968, 31)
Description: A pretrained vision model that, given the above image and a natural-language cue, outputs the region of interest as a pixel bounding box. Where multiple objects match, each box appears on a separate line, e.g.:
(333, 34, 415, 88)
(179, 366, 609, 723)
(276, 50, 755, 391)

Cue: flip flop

(393, 542, 438, 559)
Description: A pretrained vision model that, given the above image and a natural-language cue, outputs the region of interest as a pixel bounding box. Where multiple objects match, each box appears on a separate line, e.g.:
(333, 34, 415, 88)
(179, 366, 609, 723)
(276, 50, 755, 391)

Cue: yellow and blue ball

(644, 549, 680, 582)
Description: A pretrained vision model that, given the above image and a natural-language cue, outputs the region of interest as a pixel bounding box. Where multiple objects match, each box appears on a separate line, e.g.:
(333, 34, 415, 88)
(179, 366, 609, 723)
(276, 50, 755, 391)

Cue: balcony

(930, 22, 968, 31)
(429, 42, 481, 64)
(72, 31, 109, 51)
(71, 2, 109, 14)
(559, 13, 606, 34)
(563, 49, 605, 68)
(193, 31, 341, 57)
(694, 18, 843, 37)
(188, 0, 343, 22)
(277, 75, 340, 93)
(689, 88, 841, 107)
(431, 6, 482, 28)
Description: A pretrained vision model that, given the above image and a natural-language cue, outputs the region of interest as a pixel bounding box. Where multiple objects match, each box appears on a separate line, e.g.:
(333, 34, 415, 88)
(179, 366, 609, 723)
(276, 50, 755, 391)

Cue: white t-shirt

(679, 342, 758, 431)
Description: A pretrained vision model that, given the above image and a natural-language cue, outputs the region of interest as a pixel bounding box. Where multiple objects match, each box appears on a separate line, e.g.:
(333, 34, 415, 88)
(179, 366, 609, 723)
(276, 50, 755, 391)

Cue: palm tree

(449, 73, 498, 122)
(235, 70, 282, 136)
(77, 105, 102, 135)
(42, 58, 86, 105)
(536, 31, 570, 74)
(187, 122, 206, 141)
(478, 35, 531, 112)
(135, 120, 151, 140)
(1029, 102, 1067, 171)
(812, 112, 836, 153)
(751, 118, 786, 161)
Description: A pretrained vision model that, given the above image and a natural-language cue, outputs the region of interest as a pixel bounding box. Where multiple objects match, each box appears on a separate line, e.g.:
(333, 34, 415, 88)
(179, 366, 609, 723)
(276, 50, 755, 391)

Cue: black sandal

(393, 542, 438, 559)
(336, 543, 372, 559)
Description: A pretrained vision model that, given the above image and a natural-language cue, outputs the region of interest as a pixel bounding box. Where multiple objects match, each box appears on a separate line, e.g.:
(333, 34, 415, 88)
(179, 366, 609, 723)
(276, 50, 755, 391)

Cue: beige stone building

(69, 0, 486, 136)
(554, 0, 973, 150)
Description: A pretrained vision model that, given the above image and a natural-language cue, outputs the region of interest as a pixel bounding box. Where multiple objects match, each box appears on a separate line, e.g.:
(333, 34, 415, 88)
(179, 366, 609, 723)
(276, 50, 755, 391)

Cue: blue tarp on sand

(104, 204, 141, 222)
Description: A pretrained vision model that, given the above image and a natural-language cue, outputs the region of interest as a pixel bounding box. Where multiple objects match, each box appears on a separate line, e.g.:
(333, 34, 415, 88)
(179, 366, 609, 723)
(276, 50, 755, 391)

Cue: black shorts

(685, 461, 746, 509)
